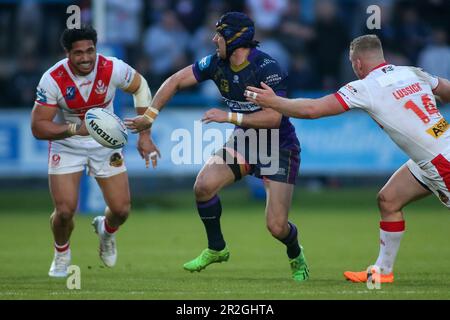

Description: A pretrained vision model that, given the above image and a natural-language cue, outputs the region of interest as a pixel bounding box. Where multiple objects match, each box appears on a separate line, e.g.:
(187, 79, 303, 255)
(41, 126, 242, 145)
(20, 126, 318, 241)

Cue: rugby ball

(85, 108, 128, 149)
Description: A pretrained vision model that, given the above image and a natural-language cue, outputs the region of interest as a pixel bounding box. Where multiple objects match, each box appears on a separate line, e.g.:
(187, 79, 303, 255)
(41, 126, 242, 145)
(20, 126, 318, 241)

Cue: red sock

(54, 242, 70, 253)
(104, 219, 118, 234)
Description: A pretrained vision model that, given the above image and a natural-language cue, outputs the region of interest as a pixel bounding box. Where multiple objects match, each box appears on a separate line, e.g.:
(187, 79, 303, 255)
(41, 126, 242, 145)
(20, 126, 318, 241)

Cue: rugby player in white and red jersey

(245, 34, 450, 283)
(31, 26, 160, 277)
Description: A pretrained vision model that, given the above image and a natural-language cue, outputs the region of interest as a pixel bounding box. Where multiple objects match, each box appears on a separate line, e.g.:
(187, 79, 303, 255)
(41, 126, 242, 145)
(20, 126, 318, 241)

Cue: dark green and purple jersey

(192, 48, 300, 152)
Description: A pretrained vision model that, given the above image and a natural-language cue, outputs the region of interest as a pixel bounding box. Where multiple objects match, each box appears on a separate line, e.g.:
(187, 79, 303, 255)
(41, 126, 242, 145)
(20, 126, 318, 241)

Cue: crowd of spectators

(0, 0, 449, 107)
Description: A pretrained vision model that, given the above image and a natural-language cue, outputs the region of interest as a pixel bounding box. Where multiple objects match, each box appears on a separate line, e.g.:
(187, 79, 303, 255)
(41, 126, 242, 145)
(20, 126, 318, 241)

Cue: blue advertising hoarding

(0, 108, 410, 177)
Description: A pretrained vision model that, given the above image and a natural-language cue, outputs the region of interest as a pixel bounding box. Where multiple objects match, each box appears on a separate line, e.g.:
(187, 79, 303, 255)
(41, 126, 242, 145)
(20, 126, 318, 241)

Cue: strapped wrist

(66, 123, 79, 136)
(143, 107, 159, 124)
(228, 112, 243, 125)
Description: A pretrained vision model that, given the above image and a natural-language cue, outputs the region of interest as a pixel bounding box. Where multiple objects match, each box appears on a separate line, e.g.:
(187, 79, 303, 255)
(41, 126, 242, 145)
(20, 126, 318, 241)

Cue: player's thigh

(379, 164, 431, 209)
(49, 171, 84, 214)
(264, 179, 294, 224)
(195, 155, 237, 195)
(88, 148, 126, 178)
(96, 172, 130, 214)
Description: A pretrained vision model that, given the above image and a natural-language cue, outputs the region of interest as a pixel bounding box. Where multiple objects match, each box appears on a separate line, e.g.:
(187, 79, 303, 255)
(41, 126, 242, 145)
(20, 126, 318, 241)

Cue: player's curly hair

(60, 25, 97, 51)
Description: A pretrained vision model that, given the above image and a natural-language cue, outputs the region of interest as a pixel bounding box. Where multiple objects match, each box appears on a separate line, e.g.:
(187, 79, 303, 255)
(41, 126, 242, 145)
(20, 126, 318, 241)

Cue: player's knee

(54, 204, 76, 222)
(193, 176, 216, 200)
(377, 190, 400, 214)
(110, 202, 131, 220)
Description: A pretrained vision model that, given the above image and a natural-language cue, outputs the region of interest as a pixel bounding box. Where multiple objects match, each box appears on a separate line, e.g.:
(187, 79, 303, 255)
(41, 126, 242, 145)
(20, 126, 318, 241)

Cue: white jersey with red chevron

(35, 54, 135, 127)
(335, 63, 446, 165)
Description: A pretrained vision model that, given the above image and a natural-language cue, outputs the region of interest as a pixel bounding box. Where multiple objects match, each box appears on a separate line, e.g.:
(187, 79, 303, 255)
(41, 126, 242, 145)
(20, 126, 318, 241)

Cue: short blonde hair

(350, 34, 383, 56)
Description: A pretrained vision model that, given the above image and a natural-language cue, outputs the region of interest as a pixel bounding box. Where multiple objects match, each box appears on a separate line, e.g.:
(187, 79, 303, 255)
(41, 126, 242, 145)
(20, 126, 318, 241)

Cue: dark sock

(280, 221, 301, 259)
(196, 195, 226, 251)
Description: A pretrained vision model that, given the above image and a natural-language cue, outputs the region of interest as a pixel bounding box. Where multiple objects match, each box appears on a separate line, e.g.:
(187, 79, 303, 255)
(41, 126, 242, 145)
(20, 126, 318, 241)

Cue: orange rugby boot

(344, 268, 394, 283)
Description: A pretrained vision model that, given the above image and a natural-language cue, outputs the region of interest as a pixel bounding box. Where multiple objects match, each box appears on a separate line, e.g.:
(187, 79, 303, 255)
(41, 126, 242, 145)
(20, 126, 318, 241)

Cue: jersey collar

(369, 62, 388, 73)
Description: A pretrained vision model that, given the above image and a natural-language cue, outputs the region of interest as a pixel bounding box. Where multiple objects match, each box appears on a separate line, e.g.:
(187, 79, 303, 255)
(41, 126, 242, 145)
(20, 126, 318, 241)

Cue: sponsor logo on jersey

(264, 74, 282, 86)
(259, 58, 276, 68)
(198, 55, 212, 71)
(223, 97, 261, 112)
(345, 84, 357, 93)
(426, 118, 449, 139)
(220, 79, 229, 93)
(36, 88, 47, 103)
(381, 65, 394, 73)
(110, 152, 124, 167)
(80, 80, 92, 87)
(392, 82, 422, 100)
(125, 68, 132, 84)
(65, 86, 76, 100)
(94, 80, 107, 95)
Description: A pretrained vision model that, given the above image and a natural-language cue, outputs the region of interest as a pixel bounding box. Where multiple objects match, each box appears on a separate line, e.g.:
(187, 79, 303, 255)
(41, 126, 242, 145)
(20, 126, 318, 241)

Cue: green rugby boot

(183, 247, 230, 272)
(289, 246, 309, 282)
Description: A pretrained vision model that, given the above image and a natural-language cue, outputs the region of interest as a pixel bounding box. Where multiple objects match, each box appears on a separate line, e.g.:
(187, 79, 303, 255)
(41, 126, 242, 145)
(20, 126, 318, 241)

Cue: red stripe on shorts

(431, 154, 450, 191)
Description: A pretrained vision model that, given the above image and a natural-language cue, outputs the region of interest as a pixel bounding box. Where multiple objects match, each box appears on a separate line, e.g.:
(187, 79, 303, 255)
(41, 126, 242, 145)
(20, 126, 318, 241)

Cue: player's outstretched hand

(137, 133, 161, 169)
(124, 115, 152, 133)
(244, 82, 279, 110)
(202, 108, 228, 124)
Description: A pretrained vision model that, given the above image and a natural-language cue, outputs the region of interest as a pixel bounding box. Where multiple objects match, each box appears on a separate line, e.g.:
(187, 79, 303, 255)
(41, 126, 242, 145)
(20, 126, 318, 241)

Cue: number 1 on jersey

(403, 94, 439, 124)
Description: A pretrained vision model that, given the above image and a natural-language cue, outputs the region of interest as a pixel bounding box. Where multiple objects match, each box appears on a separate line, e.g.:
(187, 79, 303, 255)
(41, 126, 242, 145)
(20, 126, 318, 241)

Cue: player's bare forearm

(31, 119, 73, 140)
(151, 66, 198, 112)
(276, 95, 346, 119)
(125, 67, 197, 133)
(31, 104, 80, 140)
(245, 84, 345, 119)
(274, 98, 322, 119)
(240, 108, 282, 128)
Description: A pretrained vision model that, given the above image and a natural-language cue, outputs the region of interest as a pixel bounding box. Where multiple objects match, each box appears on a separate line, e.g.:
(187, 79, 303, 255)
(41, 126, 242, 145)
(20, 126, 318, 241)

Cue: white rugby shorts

(407, 154, 450, 208)
(48, 136, 126, 177)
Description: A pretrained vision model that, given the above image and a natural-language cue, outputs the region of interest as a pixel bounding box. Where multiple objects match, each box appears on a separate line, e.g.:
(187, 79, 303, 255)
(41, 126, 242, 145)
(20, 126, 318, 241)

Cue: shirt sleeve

(258, 59, 288, 97)
(35, 72, 58, 107)
(335, 80, 371, 111)
(110, 57, 137, 90)
(192, 54, 216, 82)
(409, 67, 439, 90)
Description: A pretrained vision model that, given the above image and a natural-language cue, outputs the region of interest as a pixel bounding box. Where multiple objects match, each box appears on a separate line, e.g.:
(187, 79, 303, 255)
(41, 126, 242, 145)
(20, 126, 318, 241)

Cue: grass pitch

(1, 186, 450, 300)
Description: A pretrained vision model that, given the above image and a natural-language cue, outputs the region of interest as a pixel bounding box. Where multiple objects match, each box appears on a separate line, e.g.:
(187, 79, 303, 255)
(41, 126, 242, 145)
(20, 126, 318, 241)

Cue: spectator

(246, 0, 288, 32)
(8, 54, 42, 106)
(256, 29, 291, 73)
(143, 10, 190, 87)
(173, 0, 206, 33)
(418, 28, 450, 80)
(15, 0, 43, 56)
(310, 0, 349, 90)
(287, 53, 320, 92)
(189, 11, 220, 62)
(393, 6, 429, 63)
(105, 0, 143, 61)
(278, 0, 315, 55)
